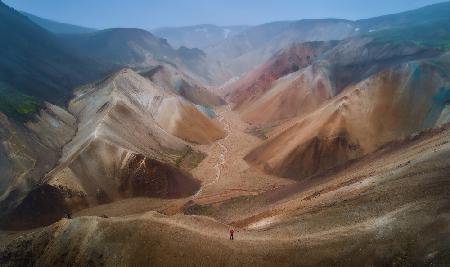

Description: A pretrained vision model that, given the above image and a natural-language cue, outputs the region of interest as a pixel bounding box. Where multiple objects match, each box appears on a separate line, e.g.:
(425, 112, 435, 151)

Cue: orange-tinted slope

(241, 38, 442, 124)
(245, 57, 450, 180)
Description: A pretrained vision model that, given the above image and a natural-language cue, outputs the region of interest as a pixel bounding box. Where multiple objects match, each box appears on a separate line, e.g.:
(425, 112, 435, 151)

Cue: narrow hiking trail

(194, 105, 232, 197)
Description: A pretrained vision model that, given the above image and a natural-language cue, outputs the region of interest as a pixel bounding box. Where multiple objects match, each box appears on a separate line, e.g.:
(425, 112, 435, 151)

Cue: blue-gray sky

(3, 0, 447, 29)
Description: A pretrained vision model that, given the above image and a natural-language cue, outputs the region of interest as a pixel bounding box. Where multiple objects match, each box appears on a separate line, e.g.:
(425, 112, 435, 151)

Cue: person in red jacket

(229, 228, 234, 240)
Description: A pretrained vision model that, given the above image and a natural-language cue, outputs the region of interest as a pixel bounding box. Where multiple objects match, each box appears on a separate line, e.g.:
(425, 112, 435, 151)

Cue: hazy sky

(4, 0, 447, 29)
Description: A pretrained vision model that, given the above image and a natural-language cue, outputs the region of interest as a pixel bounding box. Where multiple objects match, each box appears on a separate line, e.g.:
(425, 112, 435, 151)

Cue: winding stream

(194, 105, 231, 197)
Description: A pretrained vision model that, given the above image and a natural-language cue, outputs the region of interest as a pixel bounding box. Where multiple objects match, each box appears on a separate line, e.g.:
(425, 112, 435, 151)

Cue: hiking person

(229, 228, 234, 240)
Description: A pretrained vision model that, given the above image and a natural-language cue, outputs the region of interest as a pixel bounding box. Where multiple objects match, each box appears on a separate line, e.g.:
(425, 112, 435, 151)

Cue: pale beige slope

(246, 58, 450, 180)
(48, 69, 224, 208)
(1, 69, 225, 229)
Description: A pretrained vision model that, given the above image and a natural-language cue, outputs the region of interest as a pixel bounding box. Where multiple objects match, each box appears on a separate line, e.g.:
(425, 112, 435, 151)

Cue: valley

(1, 114, 449, 266)
(0, 1, 450, 266)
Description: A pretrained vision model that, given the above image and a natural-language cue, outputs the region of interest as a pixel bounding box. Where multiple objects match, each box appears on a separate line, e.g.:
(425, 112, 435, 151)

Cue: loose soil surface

(1, 105, 449, 267)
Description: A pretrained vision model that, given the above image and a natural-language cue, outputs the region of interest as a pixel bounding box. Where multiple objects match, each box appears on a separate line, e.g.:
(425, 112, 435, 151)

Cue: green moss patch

(183, 203, 215, 216)
(0, 85, 40, 120)
(175, 147, 206, 171)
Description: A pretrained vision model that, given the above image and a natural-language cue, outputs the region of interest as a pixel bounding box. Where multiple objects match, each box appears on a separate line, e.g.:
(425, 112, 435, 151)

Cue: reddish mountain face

(245, 55, 450, 180)
(223, 41, 337, 111)
(231, 37, 442, 125)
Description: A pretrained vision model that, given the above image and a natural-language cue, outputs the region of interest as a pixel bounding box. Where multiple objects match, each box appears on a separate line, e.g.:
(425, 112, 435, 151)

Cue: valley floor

(67, 105, 293, 219)
(1, 106, 450, 266)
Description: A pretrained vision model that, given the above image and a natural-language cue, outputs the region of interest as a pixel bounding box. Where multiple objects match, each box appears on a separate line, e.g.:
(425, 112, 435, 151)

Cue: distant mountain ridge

(15, 1, 450, 85)
(60, 28, 178, 66)
(202, 1, 450, 81)
(153, 24, 250, 49)
(21, 11, 97, 34)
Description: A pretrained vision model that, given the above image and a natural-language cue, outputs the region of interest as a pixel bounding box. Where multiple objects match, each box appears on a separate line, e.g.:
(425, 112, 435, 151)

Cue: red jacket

(230, 229, 234, 235)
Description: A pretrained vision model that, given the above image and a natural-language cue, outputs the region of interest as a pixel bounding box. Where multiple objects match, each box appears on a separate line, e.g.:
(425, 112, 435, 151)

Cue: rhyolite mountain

(1, 68, 225, 229)
(245, 52, 450, 180)
(229, 13, 450, 122)
(0, 1, 223, 229)
(233, 17, 450, 180)
(222, 41, 339, 111)
(230, 35, 444, 124)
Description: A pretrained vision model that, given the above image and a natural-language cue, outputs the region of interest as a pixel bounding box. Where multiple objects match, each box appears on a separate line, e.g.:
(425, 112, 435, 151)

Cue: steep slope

(0, 1, 109, 108)
(62, 68, 223, 158)
(238, 36, 441, 124)
(223, 41, 337, 110)
(50, 69, 223, 198)
(153, 24, 250, 49)
(140, 64, 225, 108)
(0, 103, 77, 225)
(245, 55, 450, 180)
(0, 69, 225, 229)
(0, 1, 109, 226)
(21, 11, 96, 34)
